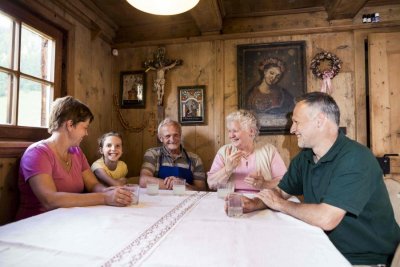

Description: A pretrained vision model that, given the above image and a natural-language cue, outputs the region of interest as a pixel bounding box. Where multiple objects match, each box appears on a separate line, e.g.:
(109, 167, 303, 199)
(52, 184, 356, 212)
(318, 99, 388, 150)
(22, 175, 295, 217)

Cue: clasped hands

(244, 172, 281, 190)
(244, 171, 265, 189)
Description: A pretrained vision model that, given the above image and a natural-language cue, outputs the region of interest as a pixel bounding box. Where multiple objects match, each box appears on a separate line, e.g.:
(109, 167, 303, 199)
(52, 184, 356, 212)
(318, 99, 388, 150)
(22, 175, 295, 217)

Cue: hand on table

(164, 176, 182, 190)
(104, 186, 132, 206)
(257, 189, 284, 211)
(224, 195, 265, 214)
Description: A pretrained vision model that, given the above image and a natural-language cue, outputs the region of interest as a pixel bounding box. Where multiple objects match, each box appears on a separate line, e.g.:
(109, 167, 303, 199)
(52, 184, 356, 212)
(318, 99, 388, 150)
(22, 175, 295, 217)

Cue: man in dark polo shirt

(242, 92, 400, 265)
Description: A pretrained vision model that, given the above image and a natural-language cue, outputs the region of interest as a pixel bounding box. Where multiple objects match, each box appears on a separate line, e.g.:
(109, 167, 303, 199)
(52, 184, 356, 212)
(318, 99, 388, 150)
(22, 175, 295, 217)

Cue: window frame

(0, 1, 64, 142)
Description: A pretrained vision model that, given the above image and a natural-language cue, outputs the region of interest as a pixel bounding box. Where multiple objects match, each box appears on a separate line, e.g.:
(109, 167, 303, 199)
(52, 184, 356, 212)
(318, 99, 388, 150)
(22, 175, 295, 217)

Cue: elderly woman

(207, 110, 287, 192)
(16, 96, 132, 220)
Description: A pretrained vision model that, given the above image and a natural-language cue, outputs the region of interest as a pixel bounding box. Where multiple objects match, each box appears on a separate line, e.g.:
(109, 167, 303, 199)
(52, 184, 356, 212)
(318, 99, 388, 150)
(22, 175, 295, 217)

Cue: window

(0, 2, 63, 141)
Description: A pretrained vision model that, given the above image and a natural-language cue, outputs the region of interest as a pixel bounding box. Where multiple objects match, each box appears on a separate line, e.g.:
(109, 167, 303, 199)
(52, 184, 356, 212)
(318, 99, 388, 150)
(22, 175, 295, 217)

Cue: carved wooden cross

(143, 47, 182, 106)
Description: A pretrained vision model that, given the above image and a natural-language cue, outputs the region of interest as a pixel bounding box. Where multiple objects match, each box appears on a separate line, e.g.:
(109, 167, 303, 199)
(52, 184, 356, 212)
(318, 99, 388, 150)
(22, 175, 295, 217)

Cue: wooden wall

(113, 32, 356, 177)
(22, 0, 117, 165)
(0, 0, 116, 224)
(10, 1, 400, 176)
(110, 5, 399, 178)
(96, 3, 400, 180)
(0, 2, 400, 224)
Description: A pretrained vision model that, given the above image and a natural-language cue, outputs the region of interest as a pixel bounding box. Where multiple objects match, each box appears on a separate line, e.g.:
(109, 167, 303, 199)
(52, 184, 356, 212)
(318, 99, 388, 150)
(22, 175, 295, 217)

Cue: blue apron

(158, 148, 194, 185)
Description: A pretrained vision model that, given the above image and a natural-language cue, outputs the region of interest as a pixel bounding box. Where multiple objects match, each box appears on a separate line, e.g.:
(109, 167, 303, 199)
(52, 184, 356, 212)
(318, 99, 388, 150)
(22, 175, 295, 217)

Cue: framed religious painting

(237, 41, 306, 134)
(178, 85, 206, 125)
(120, 70, 146, 109)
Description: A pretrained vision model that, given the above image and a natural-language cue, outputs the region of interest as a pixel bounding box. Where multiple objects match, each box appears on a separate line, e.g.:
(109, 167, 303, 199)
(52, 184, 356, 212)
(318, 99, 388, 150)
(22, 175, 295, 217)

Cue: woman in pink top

(16, 96, 132, 220)
(207, 110, 287, 193)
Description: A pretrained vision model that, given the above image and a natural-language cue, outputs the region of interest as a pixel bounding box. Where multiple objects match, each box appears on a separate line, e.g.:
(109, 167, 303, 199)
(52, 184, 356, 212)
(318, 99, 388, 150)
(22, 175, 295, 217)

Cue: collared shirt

(279, 131, 400, 265)
(141, 146, 205, 181)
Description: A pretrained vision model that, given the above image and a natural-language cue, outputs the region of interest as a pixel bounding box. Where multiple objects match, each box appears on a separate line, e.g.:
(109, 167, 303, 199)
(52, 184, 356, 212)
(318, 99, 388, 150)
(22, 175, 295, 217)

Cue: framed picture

(178, 85, 206, 125)
(120, 71, 146, 108)
(237, 41, 306, 134)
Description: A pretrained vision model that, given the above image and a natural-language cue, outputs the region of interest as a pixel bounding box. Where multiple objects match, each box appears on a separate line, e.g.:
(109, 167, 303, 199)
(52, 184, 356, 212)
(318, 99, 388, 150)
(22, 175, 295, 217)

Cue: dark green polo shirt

(279, 131, 400, 265)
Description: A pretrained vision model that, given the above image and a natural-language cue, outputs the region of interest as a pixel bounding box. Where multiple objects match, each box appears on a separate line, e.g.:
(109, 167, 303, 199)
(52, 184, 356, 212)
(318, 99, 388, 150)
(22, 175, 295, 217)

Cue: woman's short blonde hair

(48, 96, 94, 134)
(226, 109, 260, 138)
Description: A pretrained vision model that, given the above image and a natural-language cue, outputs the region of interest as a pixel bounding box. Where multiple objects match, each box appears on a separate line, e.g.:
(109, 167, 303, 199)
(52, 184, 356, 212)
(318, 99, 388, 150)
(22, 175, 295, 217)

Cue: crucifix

(143, 47, 182, 107)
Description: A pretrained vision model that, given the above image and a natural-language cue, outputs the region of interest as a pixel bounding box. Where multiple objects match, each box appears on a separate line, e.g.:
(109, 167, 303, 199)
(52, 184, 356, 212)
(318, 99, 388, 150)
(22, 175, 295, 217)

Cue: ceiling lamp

(126, 0, 200, 16)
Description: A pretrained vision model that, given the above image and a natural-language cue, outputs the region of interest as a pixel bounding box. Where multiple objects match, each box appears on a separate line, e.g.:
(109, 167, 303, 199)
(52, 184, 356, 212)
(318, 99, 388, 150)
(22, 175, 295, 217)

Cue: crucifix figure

(143, 47, 182, 106)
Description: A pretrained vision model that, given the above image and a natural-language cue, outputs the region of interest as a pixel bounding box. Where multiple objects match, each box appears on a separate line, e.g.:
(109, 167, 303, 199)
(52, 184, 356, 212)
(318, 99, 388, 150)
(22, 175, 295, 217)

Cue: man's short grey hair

(157, 117, 182, 137)
(297, 92, 340, 126)
(226, 109, 260, 138)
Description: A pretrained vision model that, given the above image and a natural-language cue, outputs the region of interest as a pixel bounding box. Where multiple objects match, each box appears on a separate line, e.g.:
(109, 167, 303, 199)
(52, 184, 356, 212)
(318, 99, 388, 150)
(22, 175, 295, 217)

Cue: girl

(91, 132, 128, 186)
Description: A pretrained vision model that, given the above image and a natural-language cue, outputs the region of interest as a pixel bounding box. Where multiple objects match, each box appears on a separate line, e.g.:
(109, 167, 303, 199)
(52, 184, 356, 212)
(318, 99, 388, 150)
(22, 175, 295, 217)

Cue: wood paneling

(0, 158, 19, 225)
(1, 1, 400, 194)
(190, 0, 222, 35)
(114, 31, 358, 170)
(0, 142, 29, 225)
(325, 0, 368, 20)
(91, 0, 400, 43)
(369, 31, 400, 156)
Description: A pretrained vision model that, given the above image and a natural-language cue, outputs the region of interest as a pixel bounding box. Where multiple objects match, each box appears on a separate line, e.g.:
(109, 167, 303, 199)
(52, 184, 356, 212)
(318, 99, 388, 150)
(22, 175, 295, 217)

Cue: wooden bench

(0, 157, 20, 225)
(0, 142, 31, 225)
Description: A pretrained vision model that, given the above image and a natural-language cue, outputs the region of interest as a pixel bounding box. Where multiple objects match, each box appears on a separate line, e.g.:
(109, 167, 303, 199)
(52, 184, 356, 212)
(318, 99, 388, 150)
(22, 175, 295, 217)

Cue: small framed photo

(178, 85, 206, 125)
(120, 71, 146, 109)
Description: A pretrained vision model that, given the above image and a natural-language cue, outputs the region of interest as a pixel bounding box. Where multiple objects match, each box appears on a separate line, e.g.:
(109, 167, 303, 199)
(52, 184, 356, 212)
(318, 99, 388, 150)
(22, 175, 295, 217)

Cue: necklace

(58, 151, 70, 167)
(49, 140, 70, 167)
(61, 150, 71, 167)
(242, 150, 254, 167)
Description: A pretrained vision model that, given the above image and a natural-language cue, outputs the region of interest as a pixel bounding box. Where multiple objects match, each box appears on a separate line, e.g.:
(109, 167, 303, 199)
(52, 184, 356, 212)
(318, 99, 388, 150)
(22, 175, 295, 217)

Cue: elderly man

(139, 118, 206, 191)
(242, 92, 400, 266)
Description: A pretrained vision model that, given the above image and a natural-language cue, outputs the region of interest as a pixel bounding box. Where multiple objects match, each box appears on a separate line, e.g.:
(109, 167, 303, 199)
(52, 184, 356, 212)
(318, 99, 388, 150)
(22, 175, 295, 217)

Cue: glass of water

(125, 184, 140, 205)
(173, 178, 186, 196)
(146, 180, 159, 196)
(217, 182, 234, 199)
(227, 193, 243, 217)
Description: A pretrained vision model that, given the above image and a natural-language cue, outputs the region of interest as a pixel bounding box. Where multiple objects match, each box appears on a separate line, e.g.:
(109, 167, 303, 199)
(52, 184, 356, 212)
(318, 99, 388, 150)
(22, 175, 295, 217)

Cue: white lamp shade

(127, 0, 200, 15)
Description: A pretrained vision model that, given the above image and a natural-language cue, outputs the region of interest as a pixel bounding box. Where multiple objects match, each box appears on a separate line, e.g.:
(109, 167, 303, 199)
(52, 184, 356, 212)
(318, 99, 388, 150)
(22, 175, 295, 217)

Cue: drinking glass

(146, 180, 159, 196)
(217, 182, 234, 199)
(227, 193, 243, 217)
(173, 178, 186, 196)
(125, 184, 140, 205)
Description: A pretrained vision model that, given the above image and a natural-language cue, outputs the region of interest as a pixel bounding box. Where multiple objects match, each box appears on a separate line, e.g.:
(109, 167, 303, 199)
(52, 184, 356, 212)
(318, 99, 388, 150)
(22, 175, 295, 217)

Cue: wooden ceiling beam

(190, 0, 222, 35)
(325, 0, 369, 20)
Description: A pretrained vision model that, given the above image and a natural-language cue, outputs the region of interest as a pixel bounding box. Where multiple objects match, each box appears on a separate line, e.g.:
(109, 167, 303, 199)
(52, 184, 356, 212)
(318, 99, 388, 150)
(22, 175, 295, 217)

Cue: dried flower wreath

(310, 51, 342, 80)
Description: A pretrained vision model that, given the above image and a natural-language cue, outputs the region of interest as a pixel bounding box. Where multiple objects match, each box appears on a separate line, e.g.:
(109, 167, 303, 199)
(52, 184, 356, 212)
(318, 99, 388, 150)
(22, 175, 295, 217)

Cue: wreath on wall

(310, 51, 342, 94)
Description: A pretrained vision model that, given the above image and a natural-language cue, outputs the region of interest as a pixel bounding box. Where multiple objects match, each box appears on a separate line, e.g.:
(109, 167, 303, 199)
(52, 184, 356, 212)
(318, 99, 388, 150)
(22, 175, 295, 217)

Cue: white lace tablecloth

(0, 189, 350, 267)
